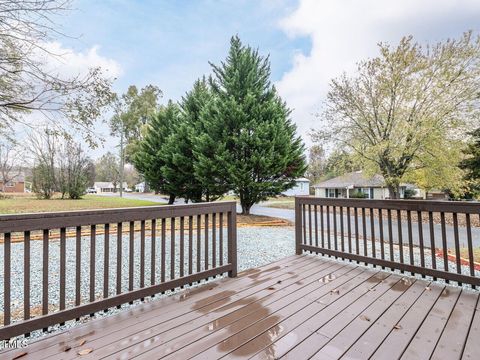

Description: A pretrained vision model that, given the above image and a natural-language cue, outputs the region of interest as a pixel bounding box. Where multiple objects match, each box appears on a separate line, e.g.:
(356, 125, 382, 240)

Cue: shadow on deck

(3, 254, 479, 360)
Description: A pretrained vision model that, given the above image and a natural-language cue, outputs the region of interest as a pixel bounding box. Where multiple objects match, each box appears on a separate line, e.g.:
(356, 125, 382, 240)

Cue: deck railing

(295, 196, 480, 287)
(0, 201, 237, 339)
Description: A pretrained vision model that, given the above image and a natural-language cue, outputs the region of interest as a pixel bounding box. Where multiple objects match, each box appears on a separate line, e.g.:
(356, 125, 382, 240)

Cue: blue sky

(60, 0, 309, 100)
(50, 0, 480, 158)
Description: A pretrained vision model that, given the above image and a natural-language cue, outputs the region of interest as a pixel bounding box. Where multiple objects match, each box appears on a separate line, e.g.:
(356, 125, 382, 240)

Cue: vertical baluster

(354, 207, 359, 261)
(42, 229, 49, 318)
(24, 231, 30, 321)
(388, 209, 394, 271)
(104, 224, 110, 299)
(397, 210, 404, 273)
(362, 208, 367, 261)
(340, 206, 344, 253)
(196, 215, 201, 273)
(407, 210, 414, 275)
(116, 223, 122, 295)
(308, 205, 313, 247)
(326, 205, 331, 250)
(369, 208, 376, 263)
(320, 205, 325, 248)
(379, 209, 385, 268)
(333, 206, 338, 253)
(151, 219, 156, 286)
(466, 214, 475, 288)
(429, 212, 437, 280)
(4, 232, 11, 325)
(140, 220, 145, 288)
(347, 207, 352, 256)
(212, 213, 216, 269)
(129, 221, 134, 291)
(161, 218, 166, 283)
(76, 226, 81, 306)
(90, 224, 96, 304)
(189, 216, 194, 273)
(440, 212, 449, 280)
(453, 213, 461, 285)
(417, 211, 425, 277)
(60, 227, 66, 311)
(219, 213, 223, 267)
(204, 214, 209, 271)
(171, 217, 175, 280)
(227, 209, 237, 277)
(302, 204, 307, 247)
(314, 205, 319, 247)
(180, 216, 185, 277)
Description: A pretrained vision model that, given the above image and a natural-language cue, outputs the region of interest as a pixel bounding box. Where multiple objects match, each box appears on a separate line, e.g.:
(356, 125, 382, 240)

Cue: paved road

(96, 193, 480, 249)
(249, 203, 480, 249)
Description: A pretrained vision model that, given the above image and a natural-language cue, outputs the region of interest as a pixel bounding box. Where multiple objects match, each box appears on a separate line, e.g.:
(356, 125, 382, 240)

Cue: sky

(47, 0, 480, 159)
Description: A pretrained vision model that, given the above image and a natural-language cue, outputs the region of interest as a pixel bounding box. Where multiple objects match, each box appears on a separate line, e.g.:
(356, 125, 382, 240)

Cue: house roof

(313, 171, 386, 188)
(94, 181, 128, 188)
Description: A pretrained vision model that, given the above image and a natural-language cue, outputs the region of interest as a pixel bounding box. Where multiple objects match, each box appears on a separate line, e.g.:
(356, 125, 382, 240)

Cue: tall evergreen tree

(196, 36, 306, 214)
(165, 77, 225, 202)
(133, 101, 181, 204)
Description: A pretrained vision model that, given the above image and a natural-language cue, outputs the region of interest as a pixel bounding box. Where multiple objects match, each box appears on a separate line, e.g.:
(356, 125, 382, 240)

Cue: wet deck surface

(3, 254, 480, 359)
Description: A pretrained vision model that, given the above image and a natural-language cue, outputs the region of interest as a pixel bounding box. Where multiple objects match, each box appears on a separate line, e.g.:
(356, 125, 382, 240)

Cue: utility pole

(119, 121, 124, 198)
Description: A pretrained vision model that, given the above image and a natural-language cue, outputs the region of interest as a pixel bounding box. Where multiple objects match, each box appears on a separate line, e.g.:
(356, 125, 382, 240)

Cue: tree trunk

(168, 194, 175, 204)
(241, 204, 251, 215)
(387, 185, 400, 199)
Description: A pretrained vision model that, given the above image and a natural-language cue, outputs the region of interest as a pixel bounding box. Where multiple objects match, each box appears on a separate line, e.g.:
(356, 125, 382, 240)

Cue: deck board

(3, 254, 480, 360)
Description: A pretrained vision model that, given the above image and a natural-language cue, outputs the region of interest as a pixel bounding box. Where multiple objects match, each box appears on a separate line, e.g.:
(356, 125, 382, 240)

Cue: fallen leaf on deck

(78, 339, 87, 346)
(393, 324, 402, 330)
(368, 287, 376, 292)
(330, 289, 340, 294)
(78, 348, 93, 355)
(425, 286, 431, 291)
(267, 287, 275, 290)
(63, 345, 72, 352)
(277, 280, 282, 284)
(359, 315, 370, 322)
(12, 352, 27, 359)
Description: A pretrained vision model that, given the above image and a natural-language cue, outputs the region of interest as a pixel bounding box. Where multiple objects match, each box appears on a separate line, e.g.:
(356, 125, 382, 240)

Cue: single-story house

(282, 178, 310, 196)
(0, 173, 28, 193)
(135, 182, 146, 193)
(313, 171, 418, 199)
(93, 182, 128, 194)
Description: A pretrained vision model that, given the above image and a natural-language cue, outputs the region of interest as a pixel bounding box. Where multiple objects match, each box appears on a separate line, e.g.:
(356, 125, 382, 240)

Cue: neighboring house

(313, 171, 418, 199)
(0, 173, 27, 193)
(282, 178, 310, 196)
(93, 182, 128, 193)
(135, 182, 146, 193)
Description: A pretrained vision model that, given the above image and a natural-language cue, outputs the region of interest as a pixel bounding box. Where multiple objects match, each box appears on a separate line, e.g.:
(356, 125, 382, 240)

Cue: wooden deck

(3, 254, 480, 360)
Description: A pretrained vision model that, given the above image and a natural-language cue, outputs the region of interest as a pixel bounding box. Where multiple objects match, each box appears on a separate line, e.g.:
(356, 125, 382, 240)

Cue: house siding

(0, 181, 25, 193)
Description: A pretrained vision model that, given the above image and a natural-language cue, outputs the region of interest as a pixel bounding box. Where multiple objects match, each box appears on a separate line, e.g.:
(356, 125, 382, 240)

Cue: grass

(263, 197, 295, 210)
(0, 194, 161, 215)
(460, 248, 480, 263)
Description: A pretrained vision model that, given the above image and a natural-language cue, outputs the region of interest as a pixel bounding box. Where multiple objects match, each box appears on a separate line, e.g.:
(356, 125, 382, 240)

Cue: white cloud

(36, 41, 123, 80)
(276, 0, 480, 147)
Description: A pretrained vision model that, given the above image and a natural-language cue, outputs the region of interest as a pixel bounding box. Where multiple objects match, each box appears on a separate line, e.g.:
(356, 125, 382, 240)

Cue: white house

(135, 182, 146, 193)
(93, 182, 128, 194)
(282, 178, 310, 196)
(313, 171, 419, 199)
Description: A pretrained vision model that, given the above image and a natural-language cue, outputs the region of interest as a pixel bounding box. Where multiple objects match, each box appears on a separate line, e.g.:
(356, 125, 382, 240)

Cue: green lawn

(0, 194, 161, 214)
(262, 197, 295, 209)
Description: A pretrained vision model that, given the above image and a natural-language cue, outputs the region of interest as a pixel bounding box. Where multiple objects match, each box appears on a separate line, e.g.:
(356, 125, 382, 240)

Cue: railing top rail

(0, 201, 236, 233)
(294, 196, 480, 214)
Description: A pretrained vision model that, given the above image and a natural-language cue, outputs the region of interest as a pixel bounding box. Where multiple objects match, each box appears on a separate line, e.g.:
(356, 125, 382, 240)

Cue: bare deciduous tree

(0, 140, 23, 192)
(0, 0, 115, 146)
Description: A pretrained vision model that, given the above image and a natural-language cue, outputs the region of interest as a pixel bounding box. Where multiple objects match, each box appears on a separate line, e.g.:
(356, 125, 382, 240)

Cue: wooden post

(227, 203, 237, 277)
(295, 197, 302, 255)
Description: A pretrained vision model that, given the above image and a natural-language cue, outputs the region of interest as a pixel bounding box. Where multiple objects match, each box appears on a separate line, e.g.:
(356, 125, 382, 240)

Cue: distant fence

(295, 197, 480, 287)
(0, 202, 237, 339)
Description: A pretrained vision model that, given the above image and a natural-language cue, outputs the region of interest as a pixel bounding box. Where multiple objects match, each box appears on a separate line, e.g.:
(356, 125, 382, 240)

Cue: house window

(328, 188, 336, 198)
(360, 188, 371, 199)
(5, 181, 15, 187)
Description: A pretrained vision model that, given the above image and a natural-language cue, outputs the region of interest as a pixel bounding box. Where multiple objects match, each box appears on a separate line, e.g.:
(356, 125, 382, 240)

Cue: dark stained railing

(295, 196, 480, 287)
(0, 201, 237, 339)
